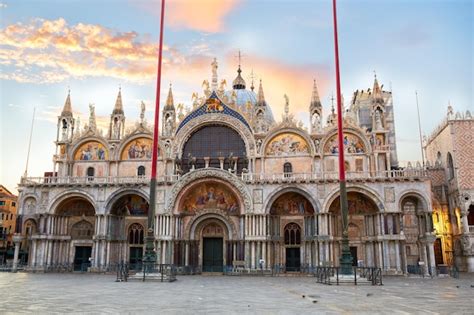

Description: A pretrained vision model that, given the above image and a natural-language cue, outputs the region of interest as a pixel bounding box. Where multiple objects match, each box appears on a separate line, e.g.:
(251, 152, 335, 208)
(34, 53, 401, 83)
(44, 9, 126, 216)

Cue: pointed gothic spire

(311, 79, 322, 108)
(113, 87, 124, 115)
(372, 72, 383, 102)
(257, 80, 266, 106)
(61, 89, 73, 117)
(165, 83, 175, 110)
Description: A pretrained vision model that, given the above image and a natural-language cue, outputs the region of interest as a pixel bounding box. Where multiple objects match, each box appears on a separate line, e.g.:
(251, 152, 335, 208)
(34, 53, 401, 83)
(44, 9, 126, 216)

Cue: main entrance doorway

(203, 237, 223, 272)
(350, 246, 358, 266)
(73, 246, 92, 271)
(285, 248, 301, 271)
(129, 247, 143, 270)
(434, 238, 444, 265)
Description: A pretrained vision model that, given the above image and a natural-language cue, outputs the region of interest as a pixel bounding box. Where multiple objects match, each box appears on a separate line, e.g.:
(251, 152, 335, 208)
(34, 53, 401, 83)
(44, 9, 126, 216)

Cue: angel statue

(202, 80, 210, 96)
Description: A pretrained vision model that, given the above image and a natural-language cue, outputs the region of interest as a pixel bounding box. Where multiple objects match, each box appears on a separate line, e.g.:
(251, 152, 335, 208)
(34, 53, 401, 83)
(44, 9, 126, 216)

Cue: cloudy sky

(0, 0, 472, 193)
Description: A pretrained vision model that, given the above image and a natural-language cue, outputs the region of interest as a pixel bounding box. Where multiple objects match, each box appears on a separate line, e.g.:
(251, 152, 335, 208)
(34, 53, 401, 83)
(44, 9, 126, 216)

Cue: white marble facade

(15, 61, 436, 275)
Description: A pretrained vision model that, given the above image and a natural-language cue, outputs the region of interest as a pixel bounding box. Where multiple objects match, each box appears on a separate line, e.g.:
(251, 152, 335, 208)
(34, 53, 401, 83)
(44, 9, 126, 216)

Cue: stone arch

(186, 212, 236, 240)
(173, 114, 256, 157)
(398, 190, 431, 214)
(49, 190, 98, 215)
(166, 168, 252, 214)
(322, 185, 384, 214)
(320, 127, 371, 156)
(70, 137, 109, 161)
(23, 218, 38, 236)
(20, 194, 38, 216)
(263, 127, 315, 156)
(105, 188, 150, 215)
(264, 186, 320, 215)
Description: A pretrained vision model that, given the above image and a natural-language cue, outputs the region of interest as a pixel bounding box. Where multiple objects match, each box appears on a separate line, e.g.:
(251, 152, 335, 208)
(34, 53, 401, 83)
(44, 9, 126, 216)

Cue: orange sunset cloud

(135, 0, 241, 33)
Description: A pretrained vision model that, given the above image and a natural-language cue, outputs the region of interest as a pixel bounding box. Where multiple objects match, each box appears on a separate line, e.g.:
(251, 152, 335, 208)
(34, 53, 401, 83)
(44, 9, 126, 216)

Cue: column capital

(12, 233, 24, 243)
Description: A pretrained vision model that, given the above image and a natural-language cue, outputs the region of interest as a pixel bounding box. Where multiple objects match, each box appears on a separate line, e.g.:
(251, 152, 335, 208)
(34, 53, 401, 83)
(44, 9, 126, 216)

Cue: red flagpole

(332, 0, 352, 274)
(333, 0, 345, 182)
(151, 0, 166, 180)
(145, 0, 166, 265)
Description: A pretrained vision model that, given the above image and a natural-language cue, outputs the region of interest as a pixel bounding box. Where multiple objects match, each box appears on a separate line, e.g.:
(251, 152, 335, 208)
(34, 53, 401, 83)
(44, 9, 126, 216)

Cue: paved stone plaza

(0, 273, 473, 314)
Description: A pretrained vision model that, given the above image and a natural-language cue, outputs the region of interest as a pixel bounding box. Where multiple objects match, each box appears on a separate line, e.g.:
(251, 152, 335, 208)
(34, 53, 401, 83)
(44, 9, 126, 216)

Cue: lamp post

(143, 0, 166, 268)
(332, 0, 353, 275)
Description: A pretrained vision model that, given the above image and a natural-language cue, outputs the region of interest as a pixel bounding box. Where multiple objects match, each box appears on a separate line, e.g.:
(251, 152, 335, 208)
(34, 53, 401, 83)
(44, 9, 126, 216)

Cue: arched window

(181, 125, 247, 174)
(128, 223, 144, 245)
(447, 152, 454, 179)
(284, 223, 301, 245)
(137, 166, 145, 176)
(86, 167, 95, 181)
(283, 162, 292, 176)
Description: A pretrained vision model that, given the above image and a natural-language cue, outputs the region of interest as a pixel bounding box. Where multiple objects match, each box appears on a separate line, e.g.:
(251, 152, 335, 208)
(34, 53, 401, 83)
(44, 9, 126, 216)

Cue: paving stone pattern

(0, 273, 473, 314)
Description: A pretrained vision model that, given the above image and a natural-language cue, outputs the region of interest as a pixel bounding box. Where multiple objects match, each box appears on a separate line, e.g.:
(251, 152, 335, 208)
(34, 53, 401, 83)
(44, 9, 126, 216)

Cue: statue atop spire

(88, 103, 96, 132)
(211, 58, 218, 91)
(284, 94, 290, 116)
(257, 80, 266, 106)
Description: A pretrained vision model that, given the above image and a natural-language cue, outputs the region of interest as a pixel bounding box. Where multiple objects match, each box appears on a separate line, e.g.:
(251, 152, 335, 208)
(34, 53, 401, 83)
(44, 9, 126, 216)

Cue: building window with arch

(128, 223, 144, 245)
(283, 162, 292, 177)
(284, 223, 301, 245)
(86, 167, 95, 181)
(447, 152, 454, 180)
(137, 165, 146, 176)
(181, 125, 247, 174)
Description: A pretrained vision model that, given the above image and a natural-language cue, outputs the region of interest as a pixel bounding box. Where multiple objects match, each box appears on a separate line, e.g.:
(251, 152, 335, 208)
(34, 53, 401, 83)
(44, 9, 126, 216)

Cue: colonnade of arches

(19, 185, 435, 274)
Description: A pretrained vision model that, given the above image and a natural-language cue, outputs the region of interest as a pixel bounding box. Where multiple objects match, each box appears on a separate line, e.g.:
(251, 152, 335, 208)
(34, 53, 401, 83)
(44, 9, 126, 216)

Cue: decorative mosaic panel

(74, 141, 108, 160)
(180, 182, 240, 215)
(265, 133, 309, 156)
(324, 133, 366, 154)
(270, 192, 314, 215)
(329, 192, 378, 215)
(112, 195, 149, 216)
(121, 137, 153, 160)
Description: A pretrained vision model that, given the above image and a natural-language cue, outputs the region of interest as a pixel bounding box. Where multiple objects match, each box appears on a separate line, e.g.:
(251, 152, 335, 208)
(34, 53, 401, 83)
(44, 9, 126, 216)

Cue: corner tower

(109, 88, 125, 141)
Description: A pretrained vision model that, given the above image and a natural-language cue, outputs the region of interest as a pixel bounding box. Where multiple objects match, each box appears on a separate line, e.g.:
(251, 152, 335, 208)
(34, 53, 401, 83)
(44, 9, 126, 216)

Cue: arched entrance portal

(55, 197, 96, 271)
(269, 191, 315, 272)
(108, 193, 149, 265)
(329, 192, 386, 269)
(175, 179, 243, 272)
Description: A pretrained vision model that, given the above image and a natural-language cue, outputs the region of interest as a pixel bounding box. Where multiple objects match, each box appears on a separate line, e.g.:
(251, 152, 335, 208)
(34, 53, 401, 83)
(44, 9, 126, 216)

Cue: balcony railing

(20, 175, 178, 186)
(242, 169, 427, 182)
(469, 225, 474, 233)
(20, 169, 427, 187)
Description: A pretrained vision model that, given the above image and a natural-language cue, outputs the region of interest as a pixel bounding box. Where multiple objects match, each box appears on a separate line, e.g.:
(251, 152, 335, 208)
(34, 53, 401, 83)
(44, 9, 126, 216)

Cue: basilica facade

(15, 60, 436, 275)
